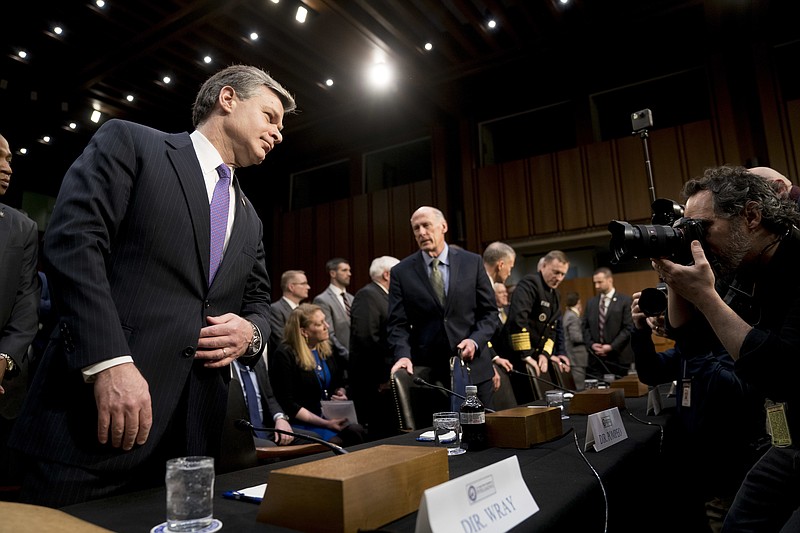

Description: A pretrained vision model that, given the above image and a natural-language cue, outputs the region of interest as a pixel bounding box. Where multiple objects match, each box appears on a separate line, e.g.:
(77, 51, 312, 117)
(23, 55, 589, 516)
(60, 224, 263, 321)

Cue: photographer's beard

(712, 218, 752, 279)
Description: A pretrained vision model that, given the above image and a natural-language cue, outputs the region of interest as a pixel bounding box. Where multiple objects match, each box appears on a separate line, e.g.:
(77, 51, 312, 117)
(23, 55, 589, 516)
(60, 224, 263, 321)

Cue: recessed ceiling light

(325, 79, 334, 87)
(424, 42, 433, 51)
(69, 122, 78, 130)
(53, 26, 63, 35)
(296, 6, 308, 23)
(90, 110, 102, 123)
(487, 19, 497, 30)
(203, 55, 212, 64)
(163, 76, 171, 84)
(269, 0, 279, 4)
(96, 0, 106, 8)
(250, 32, 259, 41)
(18, 50, 27, 59)
(42, 136, 51, 143)
(126, 94, 134, 102)
(19, 148, 27, 155)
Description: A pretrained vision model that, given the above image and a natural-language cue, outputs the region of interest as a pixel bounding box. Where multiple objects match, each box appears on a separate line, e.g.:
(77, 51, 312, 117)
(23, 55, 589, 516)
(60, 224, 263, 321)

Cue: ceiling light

(126, 94, 134, 102)
(69, 122, 78, 130)
(53, 26, 63, 35)
(367, 62, 393, 89)
(95, 0, 106, 8)
(90, 110, 102, 123)
(19, 148, 27, 155)
(296, 6, 308, 23)
(18, 50, 27, 59)
(269, 0, 279, 3)
(487, 19, 497, 30)
(42, 136, 51, 143)
(325, 79, 334, 87)
(162, 76, 171, 84)
(203, 55, 212, 64)
(424, 42, 433, 51)
(250, 32, 259, 41)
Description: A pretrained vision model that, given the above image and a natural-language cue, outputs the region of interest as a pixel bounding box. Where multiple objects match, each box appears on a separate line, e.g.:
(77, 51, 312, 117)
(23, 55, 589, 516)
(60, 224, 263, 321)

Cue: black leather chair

(391, 369, 450, 431)
(218, 378, 259, 474)
(525, 362, 545, 402)
(492, 368, 519, 411)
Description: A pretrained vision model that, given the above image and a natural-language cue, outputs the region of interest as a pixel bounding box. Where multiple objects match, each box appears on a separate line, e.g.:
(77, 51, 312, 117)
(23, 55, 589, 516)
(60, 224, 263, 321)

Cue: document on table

(321, 400, 358, 425)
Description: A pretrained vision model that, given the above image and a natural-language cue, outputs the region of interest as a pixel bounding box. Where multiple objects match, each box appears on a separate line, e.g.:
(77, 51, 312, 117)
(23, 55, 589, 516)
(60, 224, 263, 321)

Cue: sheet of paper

(321, 400, 358, 424)
(238, 483, 267, 499)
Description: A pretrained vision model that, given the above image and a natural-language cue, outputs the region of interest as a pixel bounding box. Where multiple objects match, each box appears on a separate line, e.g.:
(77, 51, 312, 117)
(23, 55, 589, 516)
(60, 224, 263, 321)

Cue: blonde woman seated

(271, 303, 366, 447)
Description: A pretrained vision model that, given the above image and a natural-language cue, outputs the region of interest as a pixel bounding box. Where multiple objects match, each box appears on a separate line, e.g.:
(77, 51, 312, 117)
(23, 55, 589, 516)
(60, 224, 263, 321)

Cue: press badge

(681, 378, 691, 407)
(766, 401, 793, 447)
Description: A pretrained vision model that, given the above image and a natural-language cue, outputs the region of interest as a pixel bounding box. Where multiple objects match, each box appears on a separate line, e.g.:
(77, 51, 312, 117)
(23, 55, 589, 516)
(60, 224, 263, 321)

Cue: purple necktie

(209, 164, 231, 285)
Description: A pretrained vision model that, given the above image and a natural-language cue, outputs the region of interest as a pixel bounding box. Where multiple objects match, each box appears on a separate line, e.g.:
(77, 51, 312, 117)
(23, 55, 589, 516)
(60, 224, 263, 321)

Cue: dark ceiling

(2, 0, 796, 205)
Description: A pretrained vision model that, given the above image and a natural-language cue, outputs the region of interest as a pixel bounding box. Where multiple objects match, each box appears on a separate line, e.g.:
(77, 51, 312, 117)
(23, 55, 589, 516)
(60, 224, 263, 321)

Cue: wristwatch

(273, 413, 290, 422)
(0, 353, 15, 373)
(245, 321, 262, 356)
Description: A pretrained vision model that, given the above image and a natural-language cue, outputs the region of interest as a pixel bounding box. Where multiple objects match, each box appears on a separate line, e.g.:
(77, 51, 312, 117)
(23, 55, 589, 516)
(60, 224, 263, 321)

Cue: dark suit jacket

(348, 281, 390, 420)
(268, 298, 293, 360)
(10, 120, 271, 470)
(0, 204, 41, 419)
(387, 247, 498, 383)
(582, 291, 634, 369)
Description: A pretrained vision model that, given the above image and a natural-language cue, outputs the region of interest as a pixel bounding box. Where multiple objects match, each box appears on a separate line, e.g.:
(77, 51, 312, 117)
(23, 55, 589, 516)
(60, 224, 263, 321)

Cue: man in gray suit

(0, 133, 42, 488)
(10, 65, 295, 507)
(268, 270, 310, 359)
(313, 257, 353, 351)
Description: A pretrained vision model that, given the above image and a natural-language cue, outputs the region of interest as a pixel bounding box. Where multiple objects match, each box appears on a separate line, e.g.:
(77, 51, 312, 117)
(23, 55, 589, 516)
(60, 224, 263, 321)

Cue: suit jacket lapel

(166, 133, 209, 285)
(0, 205, 10, 260)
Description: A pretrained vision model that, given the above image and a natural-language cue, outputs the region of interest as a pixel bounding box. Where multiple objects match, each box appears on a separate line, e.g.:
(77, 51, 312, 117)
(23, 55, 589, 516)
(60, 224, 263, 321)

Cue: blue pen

(222, 490, 262, 504)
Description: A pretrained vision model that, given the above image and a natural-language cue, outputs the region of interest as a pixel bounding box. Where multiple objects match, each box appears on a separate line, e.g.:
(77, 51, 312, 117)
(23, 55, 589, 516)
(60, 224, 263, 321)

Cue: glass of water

(432, 411, 465, 455)
(546, 390, 569, 419)
(165, 456, 215, 532)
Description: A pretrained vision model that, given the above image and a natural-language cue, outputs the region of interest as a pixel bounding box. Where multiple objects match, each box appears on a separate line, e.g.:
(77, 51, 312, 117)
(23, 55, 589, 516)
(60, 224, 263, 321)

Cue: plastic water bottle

(460, 385, 487, 451)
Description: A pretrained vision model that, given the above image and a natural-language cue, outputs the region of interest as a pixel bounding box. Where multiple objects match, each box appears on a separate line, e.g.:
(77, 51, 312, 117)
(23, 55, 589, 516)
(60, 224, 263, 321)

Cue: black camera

(631, 109, 653, 132)
(607, 216, 706, 266)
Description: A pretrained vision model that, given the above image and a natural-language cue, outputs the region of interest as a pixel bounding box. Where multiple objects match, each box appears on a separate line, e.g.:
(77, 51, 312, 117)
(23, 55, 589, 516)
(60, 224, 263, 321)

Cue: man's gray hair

(369, 256, 400, 281)
(192, 65, 296, 127)
(483, 241, 516, 266)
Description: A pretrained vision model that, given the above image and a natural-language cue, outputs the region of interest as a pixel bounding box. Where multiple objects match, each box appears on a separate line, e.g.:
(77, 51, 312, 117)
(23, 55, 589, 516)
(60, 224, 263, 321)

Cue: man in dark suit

(349, 255, 399, 438)
(582, 267, 634, 378)
(268, 270, 310, 360)
(387, 206, 498, 411)
(9, 65, 295, 507)
(0, 133, 42, 488)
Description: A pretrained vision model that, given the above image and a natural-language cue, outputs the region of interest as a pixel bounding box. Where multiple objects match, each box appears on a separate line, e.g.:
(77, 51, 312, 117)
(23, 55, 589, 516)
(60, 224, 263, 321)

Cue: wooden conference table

(64, 390, 675, 532)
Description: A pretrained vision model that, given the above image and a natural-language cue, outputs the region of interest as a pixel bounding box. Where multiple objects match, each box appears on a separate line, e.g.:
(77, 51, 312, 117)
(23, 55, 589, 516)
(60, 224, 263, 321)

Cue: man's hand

(493, 356, 513, 372)
(551, 354, 571, 372)
(390, 357, 413, 376)
(94, 363, 152, 450)
(653, 241, 716, 307)
(274, 417, 295, 446)
(492, 367, 501, 391)
(330, 387, 347, 401)
(456, 339, 476, 362)
(196, 313, 252, 368)
(630, 292, 649, 330)
(0, 358, 6, 394)
(325, 417, 349, 432)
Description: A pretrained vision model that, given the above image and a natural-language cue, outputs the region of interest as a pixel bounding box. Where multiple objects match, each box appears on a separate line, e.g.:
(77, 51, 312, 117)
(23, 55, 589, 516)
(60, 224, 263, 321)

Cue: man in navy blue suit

(387, 206, 498, 410)
(10, 65, 295, 507)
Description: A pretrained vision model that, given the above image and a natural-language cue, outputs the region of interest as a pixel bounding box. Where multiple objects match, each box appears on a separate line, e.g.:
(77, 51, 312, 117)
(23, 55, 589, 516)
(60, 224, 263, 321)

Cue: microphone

(234, 419, 349, 455)
(588, 351, 626, 379)
(508, 369, 577, 395)
(412, 376, 496, 413)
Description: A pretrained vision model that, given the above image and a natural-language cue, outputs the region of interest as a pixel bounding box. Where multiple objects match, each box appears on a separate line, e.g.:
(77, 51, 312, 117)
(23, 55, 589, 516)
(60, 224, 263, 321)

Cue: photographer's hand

(630, 292, 649, 330)
(652, 242, 714, 327)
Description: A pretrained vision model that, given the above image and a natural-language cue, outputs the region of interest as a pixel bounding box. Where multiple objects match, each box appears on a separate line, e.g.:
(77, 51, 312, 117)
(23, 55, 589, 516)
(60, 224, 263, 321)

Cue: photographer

(652, 166, 800, 532)
(630, 295, 767, 531)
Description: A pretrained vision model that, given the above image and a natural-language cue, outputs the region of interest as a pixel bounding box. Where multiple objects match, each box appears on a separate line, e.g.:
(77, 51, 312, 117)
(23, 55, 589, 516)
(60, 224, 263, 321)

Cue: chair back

(554, 363, 577, 392)
(525, 363, 545, 401)
(391, 369, 450, 431)
(218, 378, 259, 474)
(493, 368, 518, 411)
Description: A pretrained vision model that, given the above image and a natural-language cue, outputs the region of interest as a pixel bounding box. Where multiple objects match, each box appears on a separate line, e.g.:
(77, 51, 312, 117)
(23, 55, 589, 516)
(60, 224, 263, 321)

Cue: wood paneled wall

(268, 99, 800, 300)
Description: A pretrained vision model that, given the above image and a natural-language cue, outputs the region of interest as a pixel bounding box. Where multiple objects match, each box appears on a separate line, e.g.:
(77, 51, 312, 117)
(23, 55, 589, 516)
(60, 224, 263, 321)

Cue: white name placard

(584, 406, 628, 452)
(415, 456, 538, 533)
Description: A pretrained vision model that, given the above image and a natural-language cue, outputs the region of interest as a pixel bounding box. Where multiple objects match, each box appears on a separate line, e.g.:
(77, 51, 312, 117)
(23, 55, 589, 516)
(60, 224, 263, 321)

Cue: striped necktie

(430, 258, 445, 305)
(598, 296, 608, 343)
(341, 290, 351, 318)
(209, 164, 231, 285)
